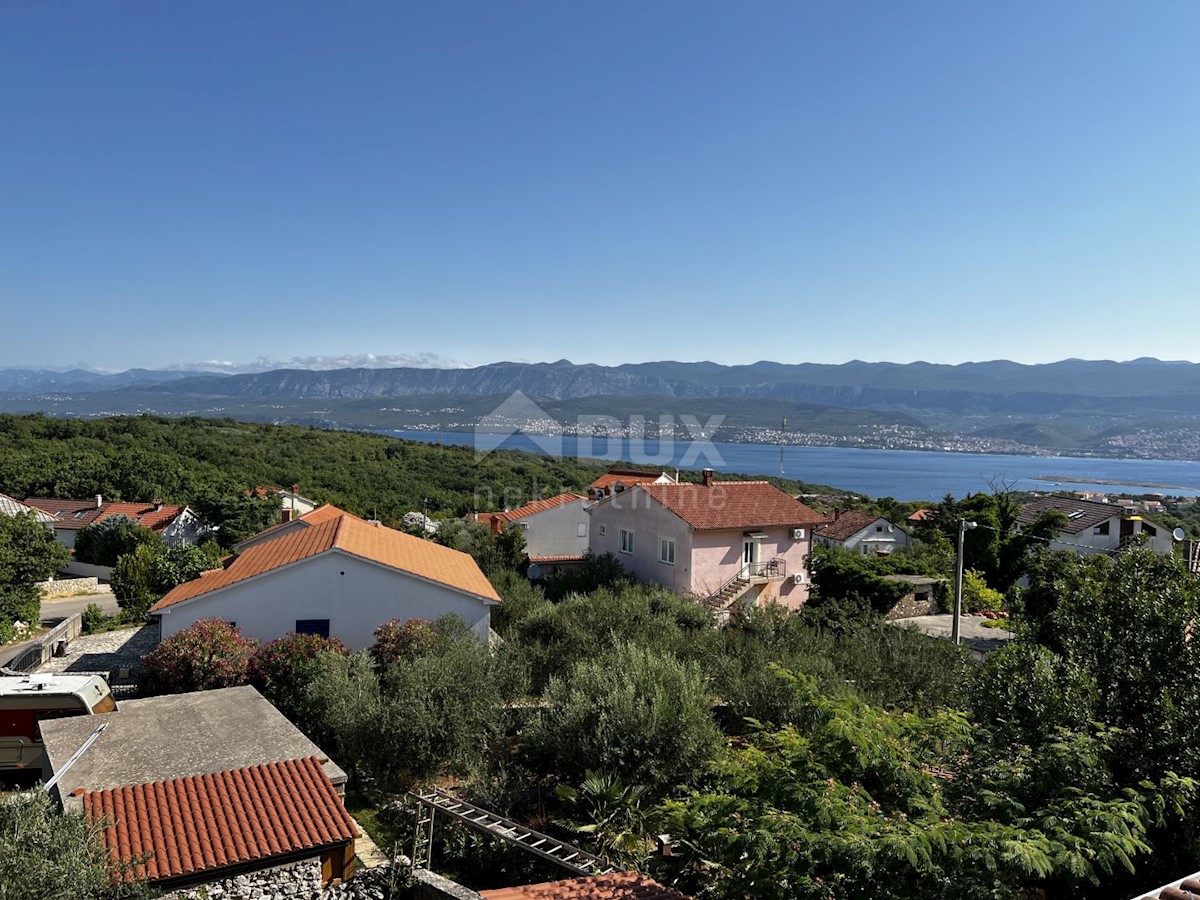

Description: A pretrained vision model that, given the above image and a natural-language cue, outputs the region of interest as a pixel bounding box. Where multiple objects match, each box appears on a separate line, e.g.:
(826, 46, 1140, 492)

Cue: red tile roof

(528, 554, 588, 564)
(640, 481, 824, 531)
(23, 497, 105, 530)
(489, 493, 585, 524)
(22, 497, 186, 532)
(815, 510, 889, 542)
(590, 471, 670, 492)
(1135, 873, 1200, 899)
(152, 509, 500, 611)
(98, 501, 186, 531)
(82, 756, 357, 883)
(481, 872, 691, 900)
(234, 503, 347, 548)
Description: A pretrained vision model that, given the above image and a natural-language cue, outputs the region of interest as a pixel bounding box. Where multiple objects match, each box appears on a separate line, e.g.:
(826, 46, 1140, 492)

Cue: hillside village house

(1017, 495, 1175, 556)
(814, 509, 912, 556)
(248, 483, 321, 523)
(473, 493, 590, 569)
(23, 495, 208, 549)
(588, 470, 825, 613)
(587, 467, 676, 501)
(152, 507, 500, 645)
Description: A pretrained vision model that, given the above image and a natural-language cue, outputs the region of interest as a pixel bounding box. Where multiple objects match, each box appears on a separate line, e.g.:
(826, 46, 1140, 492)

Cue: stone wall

(164, 859, 415, 899)
(884, 592, 940, 620)
(160, 860, 457, 900)
(38, 577, 99, 599)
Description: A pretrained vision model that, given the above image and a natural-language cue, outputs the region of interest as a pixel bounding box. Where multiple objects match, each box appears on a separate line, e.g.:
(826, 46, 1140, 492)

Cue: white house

(0, 492, 57, 528)
(151, 509, 501, 646)
(587, 469, 826, 614)
(1017, 495, 1175, 556)
(813, 510, 912, 556)
(474, 493, 590, 568)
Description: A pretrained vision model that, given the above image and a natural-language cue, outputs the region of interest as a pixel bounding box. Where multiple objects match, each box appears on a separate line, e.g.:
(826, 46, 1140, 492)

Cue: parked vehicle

(0, 674, 115, 770)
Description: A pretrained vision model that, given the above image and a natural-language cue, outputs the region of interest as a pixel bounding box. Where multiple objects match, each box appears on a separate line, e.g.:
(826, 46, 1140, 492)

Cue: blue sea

(384, 430, 1200, 501)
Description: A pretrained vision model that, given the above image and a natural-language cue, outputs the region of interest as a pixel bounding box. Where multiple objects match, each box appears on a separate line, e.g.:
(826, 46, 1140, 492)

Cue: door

(742, 538, 758, 575)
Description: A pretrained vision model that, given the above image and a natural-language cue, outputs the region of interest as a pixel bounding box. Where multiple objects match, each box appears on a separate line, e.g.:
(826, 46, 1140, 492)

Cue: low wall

(885, 593, 940, 620)
(4, 613, 82, 673)
(60, 560, 113, 581)
(163, 860, 467, 899)
(39, 577, 99, 599)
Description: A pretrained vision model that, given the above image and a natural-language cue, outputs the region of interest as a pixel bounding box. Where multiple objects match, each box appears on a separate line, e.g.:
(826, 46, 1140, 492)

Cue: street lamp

(952, 518, 978, 646)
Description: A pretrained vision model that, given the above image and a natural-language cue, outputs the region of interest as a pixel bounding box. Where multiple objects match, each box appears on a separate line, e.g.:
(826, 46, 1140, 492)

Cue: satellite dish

(526, 563, 543, 581)
(1173, 527, 1186, 542)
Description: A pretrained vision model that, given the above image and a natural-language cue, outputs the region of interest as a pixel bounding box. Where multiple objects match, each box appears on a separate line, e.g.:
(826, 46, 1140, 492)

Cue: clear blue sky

(2, 2, 1196, 371)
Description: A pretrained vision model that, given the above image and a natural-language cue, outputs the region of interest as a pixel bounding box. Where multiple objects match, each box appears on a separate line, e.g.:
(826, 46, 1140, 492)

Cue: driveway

(889, 614, 1015, 656)
(0, 588, 124, 669)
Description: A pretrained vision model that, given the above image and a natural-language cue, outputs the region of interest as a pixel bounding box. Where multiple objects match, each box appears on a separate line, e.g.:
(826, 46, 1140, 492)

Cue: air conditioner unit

(791, 528, 805, 540)
(792, 573, 805, 585)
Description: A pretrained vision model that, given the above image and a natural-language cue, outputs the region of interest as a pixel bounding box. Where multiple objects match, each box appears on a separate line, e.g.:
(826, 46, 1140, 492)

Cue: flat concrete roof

(40, 685, 346, 809)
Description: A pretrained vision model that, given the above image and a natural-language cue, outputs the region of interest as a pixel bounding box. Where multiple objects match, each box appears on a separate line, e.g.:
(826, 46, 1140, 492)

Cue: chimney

(281, 509, 293, 523)
(291, 483, 299, 495)
(833, 509, 841, 521)
(702, 469, 714, 487)
(153, 498, 163, 511)
(95, 494, 103, 509)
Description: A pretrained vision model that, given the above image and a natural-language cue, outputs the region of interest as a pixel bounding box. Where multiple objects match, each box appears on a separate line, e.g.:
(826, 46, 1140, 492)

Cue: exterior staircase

(703, 573, 753, 614)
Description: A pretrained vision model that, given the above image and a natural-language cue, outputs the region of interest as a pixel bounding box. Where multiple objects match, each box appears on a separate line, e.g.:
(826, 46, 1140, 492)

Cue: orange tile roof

(153, 510, 500, 611)
(232, 504, 350, 548)
(640, 481, 825, 531)
(482, 872, 691, 900)
(528, 554, 588, 564)
(82, 756, 356, 883)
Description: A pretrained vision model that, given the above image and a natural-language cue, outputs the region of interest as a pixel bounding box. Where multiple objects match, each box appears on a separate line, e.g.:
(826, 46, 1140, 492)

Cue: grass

(980, 618, 1010, 629)
(344, 785, 404, 855)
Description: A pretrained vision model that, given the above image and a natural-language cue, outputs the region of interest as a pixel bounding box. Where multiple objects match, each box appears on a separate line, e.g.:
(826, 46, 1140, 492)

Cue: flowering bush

(140, 618, 257, 695)
(249, 631, 348, 722)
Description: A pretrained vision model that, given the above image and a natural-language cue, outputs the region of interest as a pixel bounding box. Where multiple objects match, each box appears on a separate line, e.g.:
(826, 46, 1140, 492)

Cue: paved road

(0, 590, 123, 669)
(889, 614, 1015, 656)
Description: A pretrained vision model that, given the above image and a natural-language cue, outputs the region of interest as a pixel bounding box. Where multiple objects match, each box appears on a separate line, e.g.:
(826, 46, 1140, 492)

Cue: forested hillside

(0, 415, 833, 535)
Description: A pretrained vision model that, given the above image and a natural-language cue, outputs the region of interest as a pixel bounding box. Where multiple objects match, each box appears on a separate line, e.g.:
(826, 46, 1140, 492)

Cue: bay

(385, 430, 1200, 501)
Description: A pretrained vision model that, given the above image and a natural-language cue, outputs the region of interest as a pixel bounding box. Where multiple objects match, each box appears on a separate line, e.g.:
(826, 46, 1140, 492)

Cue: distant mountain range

(3, 358, 1199, 459)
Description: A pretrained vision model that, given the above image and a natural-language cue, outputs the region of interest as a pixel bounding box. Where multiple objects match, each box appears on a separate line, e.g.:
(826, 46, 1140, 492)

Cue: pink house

(587, 470, 826, 615)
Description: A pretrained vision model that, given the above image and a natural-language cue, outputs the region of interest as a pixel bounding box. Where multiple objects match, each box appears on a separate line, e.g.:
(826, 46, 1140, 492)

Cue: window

(577, 522, 587, 538)
(598, 524, 606, 536)
(295, 619, 330, 638)
(658, 537, 675, 565)
(876, 525, 884, 532)
(1142, 523, 1157, 537)
(1093, 522, 1110, 536)
(620, 529, 634, 555)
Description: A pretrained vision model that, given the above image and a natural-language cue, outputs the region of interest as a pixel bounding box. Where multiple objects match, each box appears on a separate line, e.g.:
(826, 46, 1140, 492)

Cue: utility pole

(779, 417, 787, 478)
(952, 518, 977, 646)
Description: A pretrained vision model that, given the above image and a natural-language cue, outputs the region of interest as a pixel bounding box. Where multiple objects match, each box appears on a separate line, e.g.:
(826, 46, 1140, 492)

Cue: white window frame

(620, 528, 635, 555)
(658, 536, 675, 566)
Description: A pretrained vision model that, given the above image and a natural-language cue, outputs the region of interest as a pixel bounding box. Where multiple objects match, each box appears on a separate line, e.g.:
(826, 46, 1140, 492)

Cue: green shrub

(527, 641, 722, 793)
(81, 602, 106, 635)
(250, 631, 349, 725)
(74, 515, 160, 567)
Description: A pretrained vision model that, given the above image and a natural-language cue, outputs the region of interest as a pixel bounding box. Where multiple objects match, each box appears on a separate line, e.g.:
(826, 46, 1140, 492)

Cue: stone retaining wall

(885, 593, 941, 620)
(38, 577, 99, 599)
(164, 859, 414, 899)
